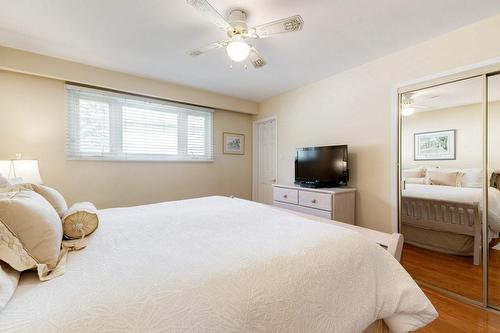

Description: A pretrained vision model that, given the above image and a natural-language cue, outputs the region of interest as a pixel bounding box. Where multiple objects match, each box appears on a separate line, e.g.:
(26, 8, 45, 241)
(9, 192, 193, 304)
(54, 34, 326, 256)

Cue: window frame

(66, 84, 214, 162)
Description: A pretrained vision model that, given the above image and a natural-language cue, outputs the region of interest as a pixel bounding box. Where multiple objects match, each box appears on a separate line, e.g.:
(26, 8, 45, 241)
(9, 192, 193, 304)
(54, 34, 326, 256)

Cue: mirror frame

(397, 63, 500, 309)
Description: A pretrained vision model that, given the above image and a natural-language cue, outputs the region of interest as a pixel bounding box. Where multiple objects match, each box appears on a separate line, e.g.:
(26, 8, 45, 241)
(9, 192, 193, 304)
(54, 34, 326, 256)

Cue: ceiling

(406, 75, 500, 111)
(1, 1, 500, 102)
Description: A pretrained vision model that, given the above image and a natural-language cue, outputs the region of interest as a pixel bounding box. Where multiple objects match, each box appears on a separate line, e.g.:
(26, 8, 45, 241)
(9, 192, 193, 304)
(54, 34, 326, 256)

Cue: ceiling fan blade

(188, 40, 229, 56)
(248, 47, 266, 68)
(251, 15, 304, 38)
(186, 0, 232, 32)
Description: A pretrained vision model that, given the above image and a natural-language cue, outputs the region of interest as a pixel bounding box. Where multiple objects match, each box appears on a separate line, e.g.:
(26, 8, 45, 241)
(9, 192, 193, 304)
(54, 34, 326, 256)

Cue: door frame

(252, 116, 278, 202)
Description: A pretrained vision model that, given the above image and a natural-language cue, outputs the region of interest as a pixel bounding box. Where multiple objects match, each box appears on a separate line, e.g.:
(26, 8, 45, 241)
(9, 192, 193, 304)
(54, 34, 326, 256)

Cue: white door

(253, 118, 277, 204)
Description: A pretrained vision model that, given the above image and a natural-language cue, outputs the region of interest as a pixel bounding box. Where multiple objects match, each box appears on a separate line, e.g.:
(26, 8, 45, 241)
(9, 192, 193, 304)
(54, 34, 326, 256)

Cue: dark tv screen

(295, 145, 348, 186)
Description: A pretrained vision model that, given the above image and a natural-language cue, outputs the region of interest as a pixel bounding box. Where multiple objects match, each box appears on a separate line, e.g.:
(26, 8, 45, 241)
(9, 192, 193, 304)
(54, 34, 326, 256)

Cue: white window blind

(66, 85, 214, 161)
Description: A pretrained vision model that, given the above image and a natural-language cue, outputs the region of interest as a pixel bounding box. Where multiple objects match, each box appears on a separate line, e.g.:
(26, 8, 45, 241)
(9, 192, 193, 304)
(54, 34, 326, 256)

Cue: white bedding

(0, 196, 436, 332)
(403, 184, 500, 233)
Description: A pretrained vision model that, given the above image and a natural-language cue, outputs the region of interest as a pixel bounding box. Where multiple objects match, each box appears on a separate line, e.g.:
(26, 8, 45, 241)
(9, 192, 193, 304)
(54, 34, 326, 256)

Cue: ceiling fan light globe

(402, 107, 416, 116)
(226, 41, 250, 62)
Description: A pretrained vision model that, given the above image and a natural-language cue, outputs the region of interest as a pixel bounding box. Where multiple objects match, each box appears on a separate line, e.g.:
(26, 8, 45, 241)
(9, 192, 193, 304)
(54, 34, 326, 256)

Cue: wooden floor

(403, 241, 500, 332)
(417, 287, 500, 332)
(402, 242, 500, 304)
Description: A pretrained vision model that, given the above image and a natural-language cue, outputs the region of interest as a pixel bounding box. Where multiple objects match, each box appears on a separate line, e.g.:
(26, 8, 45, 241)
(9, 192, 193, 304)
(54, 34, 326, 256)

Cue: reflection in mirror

(400, 77, 484, 302)
(488, 74, 500, 309)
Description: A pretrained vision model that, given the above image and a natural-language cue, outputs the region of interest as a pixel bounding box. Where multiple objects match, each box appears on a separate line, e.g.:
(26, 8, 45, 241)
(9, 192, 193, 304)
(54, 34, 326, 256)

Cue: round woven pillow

(62, 202, 99, 240)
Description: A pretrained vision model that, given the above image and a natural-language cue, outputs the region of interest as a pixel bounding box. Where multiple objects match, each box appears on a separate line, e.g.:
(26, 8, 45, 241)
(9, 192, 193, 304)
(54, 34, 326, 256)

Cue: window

(66, 85, 214, 161)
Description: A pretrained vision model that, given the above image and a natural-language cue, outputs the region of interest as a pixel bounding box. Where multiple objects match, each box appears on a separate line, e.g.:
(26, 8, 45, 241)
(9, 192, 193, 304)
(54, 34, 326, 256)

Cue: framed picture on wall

(223, 132, 245, 155)
(414, 129, 456, 160)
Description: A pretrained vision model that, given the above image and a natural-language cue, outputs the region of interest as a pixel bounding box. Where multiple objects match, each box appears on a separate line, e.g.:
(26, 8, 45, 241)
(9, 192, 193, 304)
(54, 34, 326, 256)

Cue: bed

(401, 183, 500, 264)
(0, 196, 436, 332)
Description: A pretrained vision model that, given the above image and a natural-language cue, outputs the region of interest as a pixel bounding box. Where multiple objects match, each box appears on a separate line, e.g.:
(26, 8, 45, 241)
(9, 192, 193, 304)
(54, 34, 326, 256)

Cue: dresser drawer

(299, 191, 332, 211)
(273, 187, 298, 204)
(274, 201, 332, 219)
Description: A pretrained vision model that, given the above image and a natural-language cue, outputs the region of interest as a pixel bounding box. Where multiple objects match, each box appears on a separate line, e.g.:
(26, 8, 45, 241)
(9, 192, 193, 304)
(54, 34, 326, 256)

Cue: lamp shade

(0, 160, 11, 179)
(0, 160, 43, 184)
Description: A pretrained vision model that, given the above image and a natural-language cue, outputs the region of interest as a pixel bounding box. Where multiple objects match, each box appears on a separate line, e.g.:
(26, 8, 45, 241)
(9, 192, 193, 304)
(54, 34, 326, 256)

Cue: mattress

(0, 196, 436, 332)
(403, 184, 500, 233)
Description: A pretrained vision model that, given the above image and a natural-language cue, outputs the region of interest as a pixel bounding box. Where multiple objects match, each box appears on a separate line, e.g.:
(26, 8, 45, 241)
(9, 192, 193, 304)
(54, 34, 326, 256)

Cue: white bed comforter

(0, 196, 436, 332)
(403, 184, 500, 233)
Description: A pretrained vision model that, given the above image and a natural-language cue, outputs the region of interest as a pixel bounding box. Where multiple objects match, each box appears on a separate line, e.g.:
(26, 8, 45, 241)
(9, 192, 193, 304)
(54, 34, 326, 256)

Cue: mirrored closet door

(488, 73, 500, 309)
(400, 76, 485, 303)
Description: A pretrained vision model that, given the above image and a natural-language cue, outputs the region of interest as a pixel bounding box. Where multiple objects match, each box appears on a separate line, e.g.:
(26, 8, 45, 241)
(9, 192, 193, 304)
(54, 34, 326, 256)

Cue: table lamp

(0, 158, 43, 185)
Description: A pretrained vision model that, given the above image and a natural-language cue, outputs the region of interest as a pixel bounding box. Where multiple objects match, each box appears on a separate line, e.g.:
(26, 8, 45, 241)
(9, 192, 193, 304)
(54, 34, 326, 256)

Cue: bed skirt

(402, 224, 474, 256)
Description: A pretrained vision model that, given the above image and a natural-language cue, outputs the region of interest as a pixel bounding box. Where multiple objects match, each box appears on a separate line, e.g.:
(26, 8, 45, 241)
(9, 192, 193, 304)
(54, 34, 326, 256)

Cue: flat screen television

(295, 145, 349, 188)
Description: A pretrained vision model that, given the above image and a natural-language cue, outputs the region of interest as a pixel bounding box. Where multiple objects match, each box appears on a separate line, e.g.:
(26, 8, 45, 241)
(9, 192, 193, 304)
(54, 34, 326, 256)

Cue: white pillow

(461, 168, 482, 188)
(426, 169, 462, 187)
(0, 188, 63, 281)
(403, 167, 426, 178)
(19, 183, 68, 217)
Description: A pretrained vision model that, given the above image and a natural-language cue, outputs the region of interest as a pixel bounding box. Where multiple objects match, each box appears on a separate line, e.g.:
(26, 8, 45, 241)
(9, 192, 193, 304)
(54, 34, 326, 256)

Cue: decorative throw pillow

(18, 183, 68, 217)
(489, 169, 497, 188)
(62, 202, 99, 240)
(426, 170, 462, 186)
(403, 167, 426, 178)
(0, 189, 63, 280)
(0, 262, 20, 312)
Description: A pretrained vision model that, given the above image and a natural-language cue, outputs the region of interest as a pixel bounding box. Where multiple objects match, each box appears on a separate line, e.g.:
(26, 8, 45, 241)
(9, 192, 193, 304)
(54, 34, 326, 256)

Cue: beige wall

(0, 46, 258, 115)
(402, 104, 483, 169)
(256, 14, 500, 232)
(0, 70, 253, 208)
(403, 101, 500, 170)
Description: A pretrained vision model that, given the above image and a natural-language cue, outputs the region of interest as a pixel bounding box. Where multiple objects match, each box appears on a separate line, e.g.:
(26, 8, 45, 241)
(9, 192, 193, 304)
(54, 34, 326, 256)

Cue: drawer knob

(283, 194, 288, 199)
(311, 199, 317, 204)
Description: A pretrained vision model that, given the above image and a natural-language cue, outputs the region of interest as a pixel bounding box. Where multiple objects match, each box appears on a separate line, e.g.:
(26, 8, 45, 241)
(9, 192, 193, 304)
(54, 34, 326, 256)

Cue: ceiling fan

(401, 93, 428, 116)
(186, 0, 304, 68)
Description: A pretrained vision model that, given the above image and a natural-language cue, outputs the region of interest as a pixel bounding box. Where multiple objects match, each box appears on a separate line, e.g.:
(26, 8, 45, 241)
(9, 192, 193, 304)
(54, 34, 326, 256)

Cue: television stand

(272, 184, 356, 224)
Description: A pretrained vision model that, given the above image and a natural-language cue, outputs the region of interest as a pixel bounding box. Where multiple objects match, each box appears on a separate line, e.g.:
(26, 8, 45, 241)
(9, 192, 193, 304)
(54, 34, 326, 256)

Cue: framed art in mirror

(414, 129, 456, 161)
